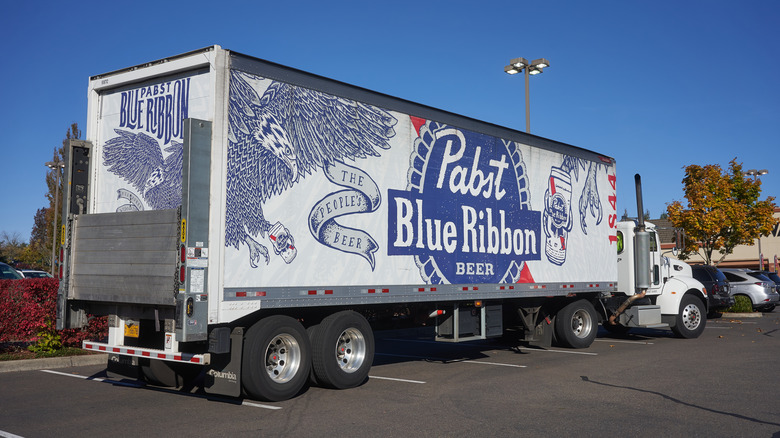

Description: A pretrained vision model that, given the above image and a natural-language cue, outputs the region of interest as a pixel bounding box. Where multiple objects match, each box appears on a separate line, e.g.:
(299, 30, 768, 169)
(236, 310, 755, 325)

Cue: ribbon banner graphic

(309, 160, 381, 270)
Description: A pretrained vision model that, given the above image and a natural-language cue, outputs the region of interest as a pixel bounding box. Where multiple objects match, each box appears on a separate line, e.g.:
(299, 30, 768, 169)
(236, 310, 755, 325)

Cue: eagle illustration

(103, 130, 183, 211)
(226, 71, 398, 268)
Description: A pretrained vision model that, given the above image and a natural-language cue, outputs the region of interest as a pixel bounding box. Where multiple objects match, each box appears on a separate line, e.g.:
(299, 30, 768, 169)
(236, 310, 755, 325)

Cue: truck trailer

(56, 45, 707, 401)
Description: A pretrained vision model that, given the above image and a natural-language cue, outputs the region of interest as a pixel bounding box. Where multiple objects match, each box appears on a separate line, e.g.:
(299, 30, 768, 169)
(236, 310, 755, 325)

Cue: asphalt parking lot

(1, 314, 779, 437)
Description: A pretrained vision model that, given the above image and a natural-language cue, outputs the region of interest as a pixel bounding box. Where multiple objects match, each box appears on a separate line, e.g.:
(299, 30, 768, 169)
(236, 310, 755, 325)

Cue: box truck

(57, 46, 707, 401)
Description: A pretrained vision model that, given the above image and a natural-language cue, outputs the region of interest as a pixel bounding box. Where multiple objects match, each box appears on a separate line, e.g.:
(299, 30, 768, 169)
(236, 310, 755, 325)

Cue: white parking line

(40, 370, 281, 410)
(375, 352, 526, 368)
(369, 375, 426, 384)
(594, 339, 654, 345)
(0, 430, 25, 438)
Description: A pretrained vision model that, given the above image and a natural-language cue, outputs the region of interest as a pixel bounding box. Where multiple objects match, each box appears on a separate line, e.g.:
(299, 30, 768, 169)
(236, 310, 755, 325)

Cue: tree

(0, 231, 26, 265)
(666, 159, 777, 265)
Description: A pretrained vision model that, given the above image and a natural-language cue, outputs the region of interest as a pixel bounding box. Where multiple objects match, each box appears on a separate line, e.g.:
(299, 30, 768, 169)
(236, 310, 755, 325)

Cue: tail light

(59, 247, 64, 279)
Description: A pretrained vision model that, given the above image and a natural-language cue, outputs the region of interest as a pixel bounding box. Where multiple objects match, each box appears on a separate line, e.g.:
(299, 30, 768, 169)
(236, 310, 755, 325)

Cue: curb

(719, 312, 764, 319)
(0, 354, 108, 374)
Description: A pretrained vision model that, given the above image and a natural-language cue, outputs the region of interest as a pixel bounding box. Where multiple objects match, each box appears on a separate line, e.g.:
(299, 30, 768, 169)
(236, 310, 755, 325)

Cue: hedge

(0, 278, 106, 347)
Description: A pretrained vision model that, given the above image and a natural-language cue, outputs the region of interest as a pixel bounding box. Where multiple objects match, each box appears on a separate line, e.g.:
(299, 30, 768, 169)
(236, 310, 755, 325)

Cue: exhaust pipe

(608, 174, 649, 325)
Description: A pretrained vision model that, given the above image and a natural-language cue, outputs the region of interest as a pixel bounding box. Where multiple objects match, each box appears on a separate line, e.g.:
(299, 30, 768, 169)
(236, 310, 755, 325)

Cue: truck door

(648, 231, 661, 287)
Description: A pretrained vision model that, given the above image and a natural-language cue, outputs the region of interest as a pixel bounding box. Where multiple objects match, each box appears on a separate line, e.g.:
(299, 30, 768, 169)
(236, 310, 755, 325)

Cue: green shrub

(725, 295, 753, 313)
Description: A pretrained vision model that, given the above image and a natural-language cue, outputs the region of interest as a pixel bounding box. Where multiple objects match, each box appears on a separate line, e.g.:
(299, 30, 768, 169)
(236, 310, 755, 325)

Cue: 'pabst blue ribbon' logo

(388, 121, 541, 284)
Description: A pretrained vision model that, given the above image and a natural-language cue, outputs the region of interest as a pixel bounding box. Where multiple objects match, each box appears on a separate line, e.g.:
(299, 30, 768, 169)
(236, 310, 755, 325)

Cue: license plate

(124, 323, 139, 338)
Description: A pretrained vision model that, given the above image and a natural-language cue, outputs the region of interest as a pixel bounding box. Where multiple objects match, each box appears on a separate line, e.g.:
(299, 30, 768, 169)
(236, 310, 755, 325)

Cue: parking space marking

(375, 352, 526, 368)
(369, 375, 426, 384)
(40, 370, 282, 410)
(0, 429, 25, 438)
(594, 339, 655, 345)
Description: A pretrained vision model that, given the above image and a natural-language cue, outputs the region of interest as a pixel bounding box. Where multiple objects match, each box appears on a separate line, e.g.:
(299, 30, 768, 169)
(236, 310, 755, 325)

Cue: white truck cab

(611, 219, 707, 338)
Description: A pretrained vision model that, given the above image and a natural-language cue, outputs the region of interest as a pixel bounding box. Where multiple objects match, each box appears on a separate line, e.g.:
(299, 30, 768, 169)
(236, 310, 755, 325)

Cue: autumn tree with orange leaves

(666, 159, 777, 266)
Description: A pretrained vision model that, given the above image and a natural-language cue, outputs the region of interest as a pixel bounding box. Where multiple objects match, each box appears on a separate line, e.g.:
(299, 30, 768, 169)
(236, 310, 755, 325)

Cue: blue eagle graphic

(103, 130, 183, 211)
(226, 71, 398, 268)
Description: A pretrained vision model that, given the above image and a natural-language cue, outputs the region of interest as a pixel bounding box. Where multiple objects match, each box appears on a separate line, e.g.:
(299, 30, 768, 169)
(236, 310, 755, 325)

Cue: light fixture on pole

(45, 158, 65, 276)
(745, 168, 770, 270)
(504, 57, 550, 133)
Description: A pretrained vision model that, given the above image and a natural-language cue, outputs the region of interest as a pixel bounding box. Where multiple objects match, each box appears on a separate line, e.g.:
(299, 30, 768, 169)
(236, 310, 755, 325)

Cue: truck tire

(555, 300, 598, 349)
(242, 315, 311, 402)
(309, 310, 374, 389)
(671, 295, 706, 339)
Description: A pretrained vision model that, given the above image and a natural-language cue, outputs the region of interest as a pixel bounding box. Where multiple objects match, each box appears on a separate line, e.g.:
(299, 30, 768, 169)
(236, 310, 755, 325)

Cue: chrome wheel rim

(681, 303, 702, 331)
(571, 309, 593, 339)
(335, 328, 367, 373)
(265, 333, 301, 383)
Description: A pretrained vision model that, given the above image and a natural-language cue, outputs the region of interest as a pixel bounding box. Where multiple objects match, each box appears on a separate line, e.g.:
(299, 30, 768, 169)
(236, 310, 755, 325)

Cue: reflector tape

(233, 291, 266, 298)
(498, 285, 515, 290)
(82, 341, 210, 365)
(366, 288, 390, 294)
(302, 289, 334, 296)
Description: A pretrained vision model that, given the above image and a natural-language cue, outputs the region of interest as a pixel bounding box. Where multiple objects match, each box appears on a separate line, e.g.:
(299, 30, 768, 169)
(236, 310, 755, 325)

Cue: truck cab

(610, 220, 707, 338)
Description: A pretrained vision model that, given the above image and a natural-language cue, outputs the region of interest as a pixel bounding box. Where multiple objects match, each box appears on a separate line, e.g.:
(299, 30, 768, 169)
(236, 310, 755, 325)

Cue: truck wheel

(309, 311, 374, 389)
(555, 300, 598, 349)
(242, 315, 311, 401)
(671, 295, 706, 339)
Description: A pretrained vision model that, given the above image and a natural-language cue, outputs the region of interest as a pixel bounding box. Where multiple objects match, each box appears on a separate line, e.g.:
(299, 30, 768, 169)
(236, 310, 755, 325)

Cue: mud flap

(204, 327, 243, 397)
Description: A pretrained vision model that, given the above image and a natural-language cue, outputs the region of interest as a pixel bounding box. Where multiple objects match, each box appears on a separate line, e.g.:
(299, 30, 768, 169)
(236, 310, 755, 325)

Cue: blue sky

(1, 0, 777, 240)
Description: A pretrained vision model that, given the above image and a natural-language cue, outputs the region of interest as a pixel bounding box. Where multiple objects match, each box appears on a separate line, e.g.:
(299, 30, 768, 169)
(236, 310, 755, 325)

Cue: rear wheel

(309, 311, 374, 389)
(554, 300, 598, 349)
(242, 315, 311, 402)
(671, 295, 706, 338)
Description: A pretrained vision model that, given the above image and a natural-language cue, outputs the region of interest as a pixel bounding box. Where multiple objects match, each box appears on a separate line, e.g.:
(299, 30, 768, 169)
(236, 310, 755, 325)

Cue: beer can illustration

(543, 166, 573, 266)
(268, 221, 298, 264)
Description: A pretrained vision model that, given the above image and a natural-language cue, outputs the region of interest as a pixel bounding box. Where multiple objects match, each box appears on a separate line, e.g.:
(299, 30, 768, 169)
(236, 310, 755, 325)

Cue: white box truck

(57, 46, 707, 401)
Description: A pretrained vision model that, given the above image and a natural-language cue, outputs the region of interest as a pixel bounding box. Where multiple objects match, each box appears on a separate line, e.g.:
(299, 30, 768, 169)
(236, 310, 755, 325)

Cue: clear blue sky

(1, 0, 777, 240)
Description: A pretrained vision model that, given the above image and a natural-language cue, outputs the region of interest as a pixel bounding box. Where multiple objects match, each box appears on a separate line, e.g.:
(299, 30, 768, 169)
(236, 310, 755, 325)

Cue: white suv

(720, 268, 779, 312)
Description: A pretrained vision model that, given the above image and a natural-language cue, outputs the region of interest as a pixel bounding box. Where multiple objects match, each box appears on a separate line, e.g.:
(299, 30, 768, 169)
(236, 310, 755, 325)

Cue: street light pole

(504, 57, 550, 133)
(745, 168, 769, 270)
(45, 158, 65, 276)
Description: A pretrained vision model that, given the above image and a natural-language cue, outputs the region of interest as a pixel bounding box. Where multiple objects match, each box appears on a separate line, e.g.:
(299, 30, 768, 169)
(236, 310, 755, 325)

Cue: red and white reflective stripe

(498, 285, 515, 290)
(365, 288, 390, 294)
(234, 291, 266, 297)
(561, 284, 576, 288)
(529, 285, 547, 289)
(302, 289, 334, 296)
(416, 287, 437, 292)
(82, 341, 209, 365)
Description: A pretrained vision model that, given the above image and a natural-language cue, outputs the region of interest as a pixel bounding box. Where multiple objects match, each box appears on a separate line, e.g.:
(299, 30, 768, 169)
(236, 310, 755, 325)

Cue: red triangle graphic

(410, 116, 426, 136)
(517, 263, 535, 283)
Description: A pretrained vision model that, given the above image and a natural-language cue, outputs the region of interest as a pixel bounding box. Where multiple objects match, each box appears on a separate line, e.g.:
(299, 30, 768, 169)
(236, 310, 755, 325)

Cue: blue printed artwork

(388, 121, 540, 284)
(103, 130, 183, 211)
(225, 71, 398, 269)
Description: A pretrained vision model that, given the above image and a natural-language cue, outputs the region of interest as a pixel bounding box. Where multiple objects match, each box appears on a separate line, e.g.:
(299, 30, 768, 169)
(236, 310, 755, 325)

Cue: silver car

(720, 268, 779, 312)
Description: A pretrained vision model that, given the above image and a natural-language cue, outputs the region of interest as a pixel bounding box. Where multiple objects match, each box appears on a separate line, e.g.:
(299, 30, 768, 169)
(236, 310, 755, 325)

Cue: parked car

(757, 271, 780, 294)
(19, 269, 53, 278)
(691, 265, 734, 316)
(0, 262, 24, 279)
(720, 268, 779, 312)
